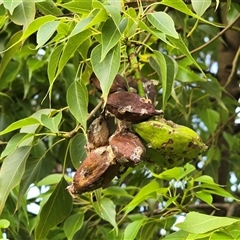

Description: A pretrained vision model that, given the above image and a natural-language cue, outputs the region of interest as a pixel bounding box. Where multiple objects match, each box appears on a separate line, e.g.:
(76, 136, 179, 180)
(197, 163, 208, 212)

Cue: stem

(127, 43, 145, 97)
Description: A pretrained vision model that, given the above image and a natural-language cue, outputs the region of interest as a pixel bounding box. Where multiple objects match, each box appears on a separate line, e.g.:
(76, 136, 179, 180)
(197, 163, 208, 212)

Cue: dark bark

(213, 5, 240, 209)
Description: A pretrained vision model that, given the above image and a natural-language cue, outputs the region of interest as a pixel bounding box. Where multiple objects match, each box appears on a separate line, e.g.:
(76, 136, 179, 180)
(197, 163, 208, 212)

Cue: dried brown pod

(90, 74, 128, 94)
(86, 115, 109, 153)
(67, 146, 117, 196)
(106, 91, 163, 123)
(109, 130, 146, 167)
(127, 76, 157, 104)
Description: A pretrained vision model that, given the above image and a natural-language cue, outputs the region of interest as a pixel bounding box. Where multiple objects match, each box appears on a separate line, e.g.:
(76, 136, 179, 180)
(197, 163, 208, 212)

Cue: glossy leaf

(147, 12, 178, 38)
(124, 219, 146, 240)
(91, 43, 120, 102)
(63, 212, 84, 240)
(69, 133, 87, 169)
(0, 117, 40, 136)
(123, 181, 159, 215)
(176, 212, 240, 234)
(101, 18, 121, 61)
(0, 146, 31, 215)
(41, 112, 62, 133)
(9, 0, 35, 28)
(152, 51, 175, 110)
(192, 0, 211, 16)
(0, 133, 33, 159)
(93, 197, 118, 234)
(195, 191, 213, 206)
(66, 81, 88, 131)
(36, 20, 60, 49)
(35, 178, 72, 240)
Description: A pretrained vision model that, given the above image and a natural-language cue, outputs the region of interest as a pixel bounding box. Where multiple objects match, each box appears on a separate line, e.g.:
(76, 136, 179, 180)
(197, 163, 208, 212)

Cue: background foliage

(0, 0, 240, 239)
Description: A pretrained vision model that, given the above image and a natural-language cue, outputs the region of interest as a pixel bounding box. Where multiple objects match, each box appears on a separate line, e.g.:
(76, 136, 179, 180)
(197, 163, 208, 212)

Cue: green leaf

(91, 43, 120, 102)
(17, 157, 42, 209)
(0, 219, 10, 228)
(191, 0, 211, 16)
(210, 231, 235, 240)
(152, 51, 175, 109)
(66, 81, 88, 131)
(55, 30, 92, 79)
(176, 212, 240, 234)
(3, 0, 20, 14)
(69, 9, 107, 37)
(168, 35, 205, 77)
(0, 117, 40, 136)
(69, 133, 87, 169)
(8, 0, 35, 28)
(0, 31, 22, 81)
(140, 220, 158, 240)
(36, 20, 60, 48)
(103, 4, 121, 26)
(93, 197, 118, 234)
(195, 191, 213, 206)
(63, 212, 84, 240)
(48, 44, 64, 85)
(61, 0, 92, 14)
(0, 146, 31, 215)
(41, 112, 62, 133)
(124, 219, 146, 240)
(152, 167, 185, 181)
(0, 133, 34, 158)
(22, 15, 57, 40)
(147, 12, 178, 38)
(163, 230, 189, 239)
(123, 181, 159, 215)
(199, 109, 219, 135)
(36, 0, 63, 16)
(37, 174, 63, 186)
(101, 18, 121, 61)
(35, 178, 72, 240)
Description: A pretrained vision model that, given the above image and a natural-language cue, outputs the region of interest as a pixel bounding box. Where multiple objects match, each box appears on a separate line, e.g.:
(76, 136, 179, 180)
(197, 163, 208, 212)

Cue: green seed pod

(132, 119, 208, 167)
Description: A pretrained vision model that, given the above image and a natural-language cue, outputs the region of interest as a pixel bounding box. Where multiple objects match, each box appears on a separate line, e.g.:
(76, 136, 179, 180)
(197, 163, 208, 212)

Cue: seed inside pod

(106, 91, 162, 123)
(109, 130, 146, 167)
(67, 146, 117, 196)
(86, 115, 109, 153)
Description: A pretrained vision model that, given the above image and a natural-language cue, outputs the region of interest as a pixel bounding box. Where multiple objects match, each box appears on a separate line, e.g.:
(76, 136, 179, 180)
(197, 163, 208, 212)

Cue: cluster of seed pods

(67, 74, 208, 196)
(67, 74, 158, 196)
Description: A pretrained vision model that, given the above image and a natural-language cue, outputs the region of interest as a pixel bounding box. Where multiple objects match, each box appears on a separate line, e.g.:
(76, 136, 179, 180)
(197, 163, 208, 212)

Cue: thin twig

(224, 46, 240, 88)
(175, 14, 240, 60)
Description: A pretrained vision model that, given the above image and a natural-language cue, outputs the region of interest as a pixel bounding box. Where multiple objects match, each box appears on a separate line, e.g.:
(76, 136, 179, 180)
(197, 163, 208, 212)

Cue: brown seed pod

(109, 130, 146, 167)
(90, 74, 128, 94)
(106, 91, 163, 123)
(86, 115, 109, 153)
(67, 146, 117, 196)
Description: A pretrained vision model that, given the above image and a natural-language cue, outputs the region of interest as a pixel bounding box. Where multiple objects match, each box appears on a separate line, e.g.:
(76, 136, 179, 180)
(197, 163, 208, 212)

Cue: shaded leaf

(37, 174, 63, 186)
(69, 133, 87, 169)
(93, 197, 118, 234)
(91, 43, 120, 102)
(152, 51, 175, 109)
(36, 0, 63, 16)
(63, 212, 84, 240)
(66, 81, 88, 131)
(0, 146, 31, 215)
(35, 178, 72, 240)
(124, 219, 146, 240)
(199, 109, 219, 135)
